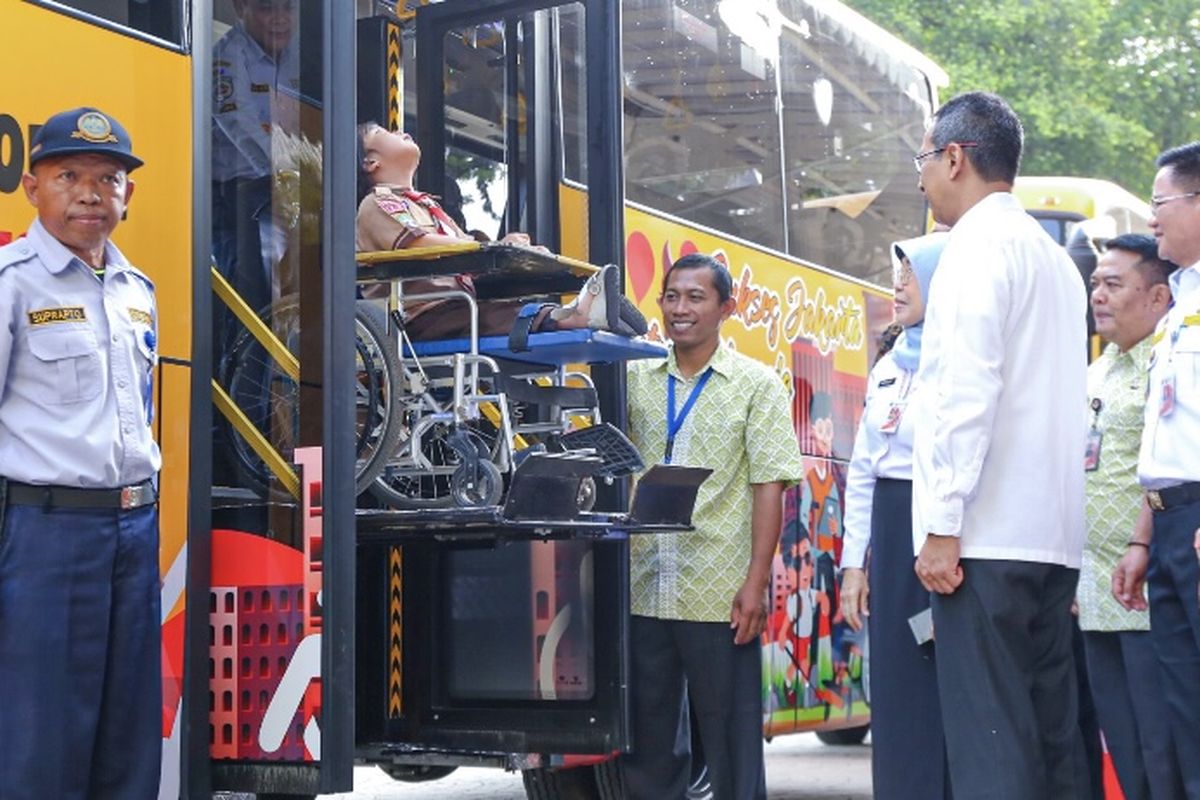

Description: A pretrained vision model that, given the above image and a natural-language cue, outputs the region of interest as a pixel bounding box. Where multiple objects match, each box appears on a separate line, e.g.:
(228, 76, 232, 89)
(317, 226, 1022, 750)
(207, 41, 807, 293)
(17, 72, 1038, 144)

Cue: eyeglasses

(1149, 191, 1200, 212)
(913, 142, 978, 174)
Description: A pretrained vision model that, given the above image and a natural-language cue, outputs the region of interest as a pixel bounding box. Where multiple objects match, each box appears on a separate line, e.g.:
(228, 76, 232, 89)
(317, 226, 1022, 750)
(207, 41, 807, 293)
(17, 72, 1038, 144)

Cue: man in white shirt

(1126, 140, 1200, 798)
(911, 92, 1089, 799)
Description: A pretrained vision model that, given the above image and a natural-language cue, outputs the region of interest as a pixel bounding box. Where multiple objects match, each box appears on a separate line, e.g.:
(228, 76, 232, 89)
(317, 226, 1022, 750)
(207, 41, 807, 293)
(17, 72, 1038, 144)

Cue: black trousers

(1082, 629, 1184, 800)
(931, 560, 1087, 800)
(621, 616, 766, 800)
(1147, 499, 1200, 799)
(867, 479, 950, 800)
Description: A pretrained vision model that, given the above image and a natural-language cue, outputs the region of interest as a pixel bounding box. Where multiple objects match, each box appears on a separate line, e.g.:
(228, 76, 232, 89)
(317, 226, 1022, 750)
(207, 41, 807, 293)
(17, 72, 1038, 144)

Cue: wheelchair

(221, 256, 659, 511)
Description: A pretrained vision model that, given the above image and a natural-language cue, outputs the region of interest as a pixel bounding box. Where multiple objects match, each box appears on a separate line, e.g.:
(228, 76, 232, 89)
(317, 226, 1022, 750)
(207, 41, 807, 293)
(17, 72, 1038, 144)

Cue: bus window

(622, 1, 786, 252)
(778, 0, 930, 286)
(36, 0, 185, 46)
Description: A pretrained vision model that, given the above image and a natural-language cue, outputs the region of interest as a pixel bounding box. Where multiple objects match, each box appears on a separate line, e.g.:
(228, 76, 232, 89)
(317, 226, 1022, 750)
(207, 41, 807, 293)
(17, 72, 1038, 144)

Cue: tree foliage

(844, 0, 1200, 194)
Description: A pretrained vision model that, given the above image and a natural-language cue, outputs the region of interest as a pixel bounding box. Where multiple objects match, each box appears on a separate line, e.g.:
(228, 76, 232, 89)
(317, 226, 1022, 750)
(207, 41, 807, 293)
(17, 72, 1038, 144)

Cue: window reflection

(611, 0, 932, 286)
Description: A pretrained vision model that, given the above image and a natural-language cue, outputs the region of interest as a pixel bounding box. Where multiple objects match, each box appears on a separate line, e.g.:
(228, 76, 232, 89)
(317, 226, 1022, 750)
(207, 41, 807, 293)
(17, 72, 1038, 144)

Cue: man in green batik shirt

(620, 253, 804, 800)
(1081, 233, 1182, 799)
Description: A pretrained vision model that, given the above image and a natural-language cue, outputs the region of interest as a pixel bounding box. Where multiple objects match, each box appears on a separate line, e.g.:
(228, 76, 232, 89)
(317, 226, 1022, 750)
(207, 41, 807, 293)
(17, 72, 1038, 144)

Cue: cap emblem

(71, 111, 119, 144)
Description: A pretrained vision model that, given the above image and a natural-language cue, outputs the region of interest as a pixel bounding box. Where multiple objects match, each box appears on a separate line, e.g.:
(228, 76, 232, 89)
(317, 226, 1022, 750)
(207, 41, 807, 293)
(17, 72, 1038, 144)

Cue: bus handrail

(211, 265, 300, 381)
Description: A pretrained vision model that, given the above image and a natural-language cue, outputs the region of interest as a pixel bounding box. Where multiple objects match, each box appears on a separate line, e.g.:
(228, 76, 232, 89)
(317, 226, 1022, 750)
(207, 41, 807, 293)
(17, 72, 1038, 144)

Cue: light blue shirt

(212, 22, 300, 182)
(1138, 261, 1200, 489)
(0, 220, 160, 487)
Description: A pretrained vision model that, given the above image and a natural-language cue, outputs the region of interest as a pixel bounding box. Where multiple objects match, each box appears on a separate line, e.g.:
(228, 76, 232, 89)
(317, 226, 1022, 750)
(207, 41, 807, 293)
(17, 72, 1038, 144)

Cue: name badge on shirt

(1160, 371, 1177, 417)
(1084, 429, 1102, 471)
(879, 401, 905, 434)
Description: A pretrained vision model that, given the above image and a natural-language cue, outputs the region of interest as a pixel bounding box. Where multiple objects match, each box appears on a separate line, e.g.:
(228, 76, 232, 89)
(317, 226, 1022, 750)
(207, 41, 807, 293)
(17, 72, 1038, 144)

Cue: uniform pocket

(26, 327, 102, 404)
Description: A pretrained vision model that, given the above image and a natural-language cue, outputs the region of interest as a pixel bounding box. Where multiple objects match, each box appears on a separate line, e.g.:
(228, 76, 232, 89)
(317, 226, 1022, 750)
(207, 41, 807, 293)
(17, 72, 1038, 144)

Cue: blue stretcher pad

(404, 329, 667, 367)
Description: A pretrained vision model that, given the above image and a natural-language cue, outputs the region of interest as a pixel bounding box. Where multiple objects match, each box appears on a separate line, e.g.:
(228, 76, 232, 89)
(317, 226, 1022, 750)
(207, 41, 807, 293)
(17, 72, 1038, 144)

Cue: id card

(1084, 429, 1102, 472)
(1160, 372, 1177, 417)
(908, 607, 934, 645)
(879, 402, 905, 434)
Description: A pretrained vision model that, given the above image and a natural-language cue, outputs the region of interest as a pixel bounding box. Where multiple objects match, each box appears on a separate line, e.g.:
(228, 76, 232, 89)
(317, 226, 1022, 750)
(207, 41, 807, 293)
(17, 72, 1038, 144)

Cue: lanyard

(665, 368, 713, 464)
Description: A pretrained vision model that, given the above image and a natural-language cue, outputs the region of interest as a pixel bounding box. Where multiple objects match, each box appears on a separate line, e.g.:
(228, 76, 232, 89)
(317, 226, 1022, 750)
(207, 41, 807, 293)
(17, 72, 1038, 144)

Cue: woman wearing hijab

(840, 232, 950, 799)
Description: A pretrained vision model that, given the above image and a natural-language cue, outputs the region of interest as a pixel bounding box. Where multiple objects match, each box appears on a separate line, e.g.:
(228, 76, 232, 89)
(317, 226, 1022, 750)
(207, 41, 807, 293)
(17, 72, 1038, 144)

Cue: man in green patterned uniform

(621, 253, 803, 800)
(1081, 233, 1181, 799)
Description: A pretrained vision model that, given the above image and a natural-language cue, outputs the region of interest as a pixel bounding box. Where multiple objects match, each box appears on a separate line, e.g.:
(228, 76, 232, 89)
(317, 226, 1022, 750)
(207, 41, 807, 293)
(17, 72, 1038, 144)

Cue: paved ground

(318, 732, 873, 799)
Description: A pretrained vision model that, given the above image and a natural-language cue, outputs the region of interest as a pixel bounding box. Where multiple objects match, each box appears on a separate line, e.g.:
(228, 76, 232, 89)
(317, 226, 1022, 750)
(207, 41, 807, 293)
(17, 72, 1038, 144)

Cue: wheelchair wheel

(451, 458, 504, 507)
(222, 297, 402, 499)
(371, 422, 502, 509)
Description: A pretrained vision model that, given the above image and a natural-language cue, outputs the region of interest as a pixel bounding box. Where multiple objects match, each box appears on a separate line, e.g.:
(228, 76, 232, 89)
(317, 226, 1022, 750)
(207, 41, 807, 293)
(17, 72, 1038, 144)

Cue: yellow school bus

(1, 1, 944, 797)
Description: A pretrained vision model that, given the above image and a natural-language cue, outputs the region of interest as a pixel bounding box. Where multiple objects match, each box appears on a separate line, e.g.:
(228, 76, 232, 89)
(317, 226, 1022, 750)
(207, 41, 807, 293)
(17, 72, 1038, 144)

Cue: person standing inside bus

(622, 253, 803, 800)
(0, 108, 160, 799)
(1079, 233, 1183, 800)
(840, 231, 950, 800)
(910, 92, 1089, 798)
(212, 0, 299, 315)
(1124, 140, 1200, 799)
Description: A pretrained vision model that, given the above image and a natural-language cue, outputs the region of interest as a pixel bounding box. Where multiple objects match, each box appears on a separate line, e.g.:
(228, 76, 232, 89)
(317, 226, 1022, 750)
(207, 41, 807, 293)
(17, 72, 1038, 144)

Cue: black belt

(5, 480, 157, 510)
(1146, 481, 1200, 513)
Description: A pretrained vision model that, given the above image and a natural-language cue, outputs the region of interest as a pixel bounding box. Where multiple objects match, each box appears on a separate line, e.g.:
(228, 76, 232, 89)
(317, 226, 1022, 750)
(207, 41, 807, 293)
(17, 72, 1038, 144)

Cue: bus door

(353, 0, 638, 764)
(186, 2, 358, 796)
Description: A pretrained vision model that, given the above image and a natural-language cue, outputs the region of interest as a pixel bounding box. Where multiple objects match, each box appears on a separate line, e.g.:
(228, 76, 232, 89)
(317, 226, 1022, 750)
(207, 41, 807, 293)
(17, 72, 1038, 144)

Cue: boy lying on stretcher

(356, 122, 645, 341)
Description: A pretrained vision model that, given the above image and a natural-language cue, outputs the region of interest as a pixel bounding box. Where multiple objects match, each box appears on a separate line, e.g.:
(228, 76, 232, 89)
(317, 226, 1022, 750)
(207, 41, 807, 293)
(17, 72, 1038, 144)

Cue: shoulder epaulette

(0, 239, 37, 274)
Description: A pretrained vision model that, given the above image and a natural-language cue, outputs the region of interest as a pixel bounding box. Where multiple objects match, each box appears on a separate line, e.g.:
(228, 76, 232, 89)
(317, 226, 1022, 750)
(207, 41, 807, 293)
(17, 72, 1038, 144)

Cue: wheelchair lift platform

(356, 461, 711, 542)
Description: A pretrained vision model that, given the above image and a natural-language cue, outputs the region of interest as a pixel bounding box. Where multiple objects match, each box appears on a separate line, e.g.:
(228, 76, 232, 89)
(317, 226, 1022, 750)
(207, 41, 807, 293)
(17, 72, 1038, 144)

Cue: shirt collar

(26, 218, 130, 277)
(1124, 333, 1154, 366)
(954, 190, 1022, 229)
(663, 341, 735, 380)
(1169, 261, 1200, 298)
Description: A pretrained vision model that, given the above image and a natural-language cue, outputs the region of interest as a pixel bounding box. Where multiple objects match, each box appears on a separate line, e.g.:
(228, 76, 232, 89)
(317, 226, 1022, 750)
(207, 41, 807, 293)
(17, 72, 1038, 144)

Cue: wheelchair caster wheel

(451, 459, 504, 507)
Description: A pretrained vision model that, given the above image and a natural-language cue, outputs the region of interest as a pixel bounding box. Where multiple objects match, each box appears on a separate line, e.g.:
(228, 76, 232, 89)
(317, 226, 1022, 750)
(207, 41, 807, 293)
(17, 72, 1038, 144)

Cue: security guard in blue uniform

(0, 108, 161, 799)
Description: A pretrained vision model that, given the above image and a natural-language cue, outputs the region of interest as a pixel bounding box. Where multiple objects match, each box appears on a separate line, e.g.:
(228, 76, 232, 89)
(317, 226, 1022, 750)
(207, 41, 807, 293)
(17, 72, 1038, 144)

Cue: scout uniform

(355, 184, 521, 339)
(0, 108, 161, 800)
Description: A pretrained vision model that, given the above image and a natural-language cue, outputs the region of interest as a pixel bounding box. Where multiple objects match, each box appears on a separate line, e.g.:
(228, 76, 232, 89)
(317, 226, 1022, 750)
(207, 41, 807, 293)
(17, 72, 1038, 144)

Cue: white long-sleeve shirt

(912, 191, 1087, 567)
(841, 351, 917, 570)
(1138, 261, 1200, 489)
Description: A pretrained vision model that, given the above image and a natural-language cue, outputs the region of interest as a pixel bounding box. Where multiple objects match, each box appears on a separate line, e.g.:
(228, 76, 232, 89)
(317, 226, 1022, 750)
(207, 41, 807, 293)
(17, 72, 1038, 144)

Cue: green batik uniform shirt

(1080, 338, 1152, 632)
(627, 343, 804, 622)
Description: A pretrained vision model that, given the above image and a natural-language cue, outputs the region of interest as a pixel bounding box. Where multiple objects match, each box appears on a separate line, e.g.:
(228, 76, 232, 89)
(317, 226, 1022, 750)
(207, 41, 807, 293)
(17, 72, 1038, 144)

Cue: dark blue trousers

(0, 503, 161, 800)
(1147, 499, 1200, 799)
(867, 479, 950, 800)
(621, 616, 766, 800)
(1082, 629, 1184, 800)
(931, 560, 1087, 800)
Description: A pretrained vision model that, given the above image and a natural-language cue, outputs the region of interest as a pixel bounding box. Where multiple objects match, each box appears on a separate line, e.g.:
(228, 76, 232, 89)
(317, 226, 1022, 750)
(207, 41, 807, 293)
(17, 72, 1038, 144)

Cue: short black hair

(1156, 141, 1200, 191)
(1105, 233, 1176, 287)
(356, 121, 383, 201)
(931, 92, 1024, 184)
(662, 252, 734, 303)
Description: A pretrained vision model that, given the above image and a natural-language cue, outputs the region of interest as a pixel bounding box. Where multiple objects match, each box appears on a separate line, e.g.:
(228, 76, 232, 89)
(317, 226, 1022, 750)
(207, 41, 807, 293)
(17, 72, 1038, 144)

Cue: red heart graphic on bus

(625, 230, 655, 303)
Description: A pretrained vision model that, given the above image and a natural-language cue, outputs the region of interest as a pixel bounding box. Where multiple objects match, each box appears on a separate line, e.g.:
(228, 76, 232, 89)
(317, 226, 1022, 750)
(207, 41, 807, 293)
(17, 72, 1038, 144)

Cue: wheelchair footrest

(503, 451, 603, 521)
(559, 423, 645, 478)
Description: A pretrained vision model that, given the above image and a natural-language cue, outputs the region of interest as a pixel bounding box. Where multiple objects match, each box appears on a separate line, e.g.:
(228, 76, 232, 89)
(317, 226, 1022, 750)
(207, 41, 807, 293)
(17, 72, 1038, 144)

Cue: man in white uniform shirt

(1129, 140, 1200, 799)
(911, 92, 1089, 799)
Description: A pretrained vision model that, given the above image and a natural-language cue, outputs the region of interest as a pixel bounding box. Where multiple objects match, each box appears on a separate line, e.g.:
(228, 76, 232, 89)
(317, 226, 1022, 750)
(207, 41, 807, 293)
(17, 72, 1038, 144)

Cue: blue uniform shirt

(0, 219, 160, 487)
(212, 22, 300, 182)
